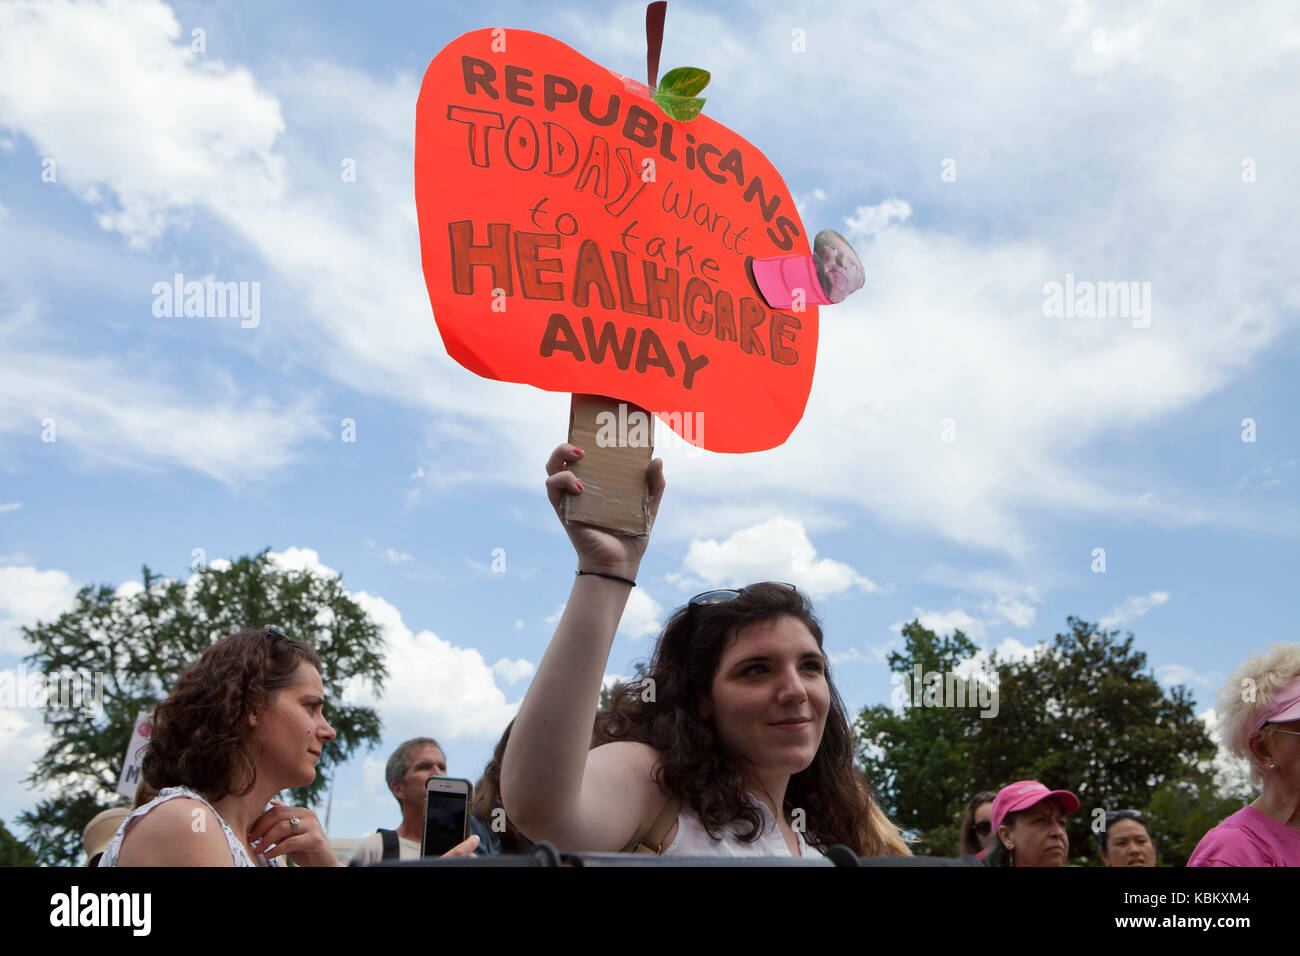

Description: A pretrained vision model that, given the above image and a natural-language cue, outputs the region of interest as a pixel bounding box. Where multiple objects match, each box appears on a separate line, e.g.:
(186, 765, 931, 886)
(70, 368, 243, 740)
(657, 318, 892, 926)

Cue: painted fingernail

(576, 481, 584, 491)
(575, 448, 584, 455)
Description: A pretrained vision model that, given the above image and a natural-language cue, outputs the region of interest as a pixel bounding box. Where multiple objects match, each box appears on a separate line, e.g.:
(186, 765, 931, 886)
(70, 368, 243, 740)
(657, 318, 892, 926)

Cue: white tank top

(663, 794, 824, 858)
(97, 786, 282, 867)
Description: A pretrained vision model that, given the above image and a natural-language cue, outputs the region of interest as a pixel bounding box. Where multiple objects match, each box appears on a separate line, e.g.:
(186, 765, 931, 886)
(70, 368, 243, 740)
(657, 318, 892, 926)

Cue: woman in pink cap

(1188, 644, 1300, 867)
(979, 780, 1079, 867)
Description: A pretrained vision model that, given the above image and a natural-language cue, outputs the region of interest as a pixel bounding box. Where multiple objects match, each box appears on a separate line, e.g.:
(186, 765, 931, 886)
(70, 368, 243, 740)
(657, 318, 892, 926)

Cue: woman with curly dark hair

(501, 443, 908, 858)
(99, 625, 477, 866)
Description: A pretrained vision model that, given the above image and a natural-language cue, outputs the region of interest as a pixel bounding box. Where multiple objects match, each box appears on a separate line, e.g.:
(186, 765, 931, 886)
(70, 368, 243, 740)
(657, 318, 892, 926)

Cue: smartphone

(422, 776, 473, 857)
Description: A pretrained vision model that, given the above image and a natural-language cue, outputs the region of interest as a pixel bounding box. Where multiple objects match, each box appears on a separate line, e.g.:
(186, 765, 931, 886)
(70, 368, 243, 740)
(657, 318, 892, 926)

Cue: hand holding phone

(422, 776, 474, 857)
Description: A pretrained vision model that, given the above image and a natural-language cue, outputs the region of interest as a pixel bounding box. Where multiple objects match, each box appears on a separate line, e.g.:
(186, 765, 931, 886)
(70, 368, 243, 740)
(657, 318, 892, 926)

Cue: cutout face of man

(813, 229, 865, 304)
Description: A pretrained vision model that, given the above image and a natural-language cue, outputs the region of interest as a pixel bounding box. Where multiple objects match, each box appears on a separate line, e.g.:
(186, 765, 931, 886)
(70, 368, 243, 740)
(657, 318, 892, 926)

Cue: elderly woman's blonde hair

(1216, 642, 1300, 785)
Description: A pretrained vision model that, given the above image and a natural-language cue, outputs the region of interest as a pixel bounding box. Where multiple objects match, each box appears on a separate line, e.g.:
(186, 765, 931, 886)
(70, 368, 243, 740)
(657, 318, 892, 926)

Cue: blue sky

(1, 0, 1297, 843)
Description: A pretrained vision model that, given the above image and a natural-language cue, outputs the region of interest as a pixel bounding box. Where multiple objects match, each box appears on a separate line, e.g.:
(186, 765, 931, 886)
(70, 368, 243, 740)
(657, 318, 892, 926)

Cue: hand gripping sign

(416, 13, 862, 531)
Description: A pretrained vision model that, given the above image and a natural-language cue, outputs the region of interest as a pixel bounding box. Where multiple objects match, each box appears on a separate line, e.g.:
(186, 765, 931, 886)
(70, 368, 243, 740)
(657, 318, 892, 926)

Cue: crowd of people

(83, 445, 1300, 867)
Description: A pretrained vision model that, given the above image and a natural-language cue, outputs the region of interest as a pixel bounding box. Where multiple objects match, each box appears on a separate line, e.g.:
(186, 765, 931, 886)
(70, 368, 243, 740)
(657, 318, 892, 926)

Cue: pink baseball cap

(1255, 675, 1300, 732)
(990, 780, 1080, 835)
(751, 254, 833, 310)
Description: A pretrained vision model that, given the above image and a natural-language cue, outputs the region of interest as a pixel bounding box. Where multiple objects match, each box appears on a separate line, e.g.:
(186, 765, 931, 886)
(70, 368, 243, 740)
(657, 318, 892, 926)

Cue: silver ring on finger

(290, 815, 301, 834)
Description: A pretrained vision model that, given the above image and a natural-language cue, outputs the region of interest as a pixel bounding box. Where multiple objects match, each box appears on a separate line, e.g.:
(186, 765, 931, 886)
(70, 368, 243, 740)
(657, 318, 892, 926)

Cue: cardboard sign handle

(564, 394, 654, 536)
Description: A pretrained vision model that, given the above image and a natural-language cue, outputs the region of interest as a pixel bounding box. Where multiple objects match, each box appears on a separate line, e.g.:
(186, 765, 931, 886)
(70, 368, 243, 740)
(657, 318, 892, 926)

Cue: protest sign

(116, 711, 152, 800)
(415, 27, 818, 456)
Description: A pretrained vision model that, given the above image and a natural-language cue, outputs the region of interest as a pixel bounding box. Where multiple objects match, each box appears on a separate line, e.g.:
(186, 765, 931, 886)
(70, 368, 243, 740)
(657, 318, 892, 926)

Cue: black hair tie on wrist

(576, 569, 637, 587)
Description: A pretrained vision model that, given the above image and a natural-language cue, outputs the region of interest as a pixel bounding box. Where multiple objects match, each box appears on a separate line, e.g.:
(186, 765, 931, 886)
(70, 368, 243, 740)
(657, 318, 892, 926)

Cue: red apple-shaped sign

(415, 29, 818, 453)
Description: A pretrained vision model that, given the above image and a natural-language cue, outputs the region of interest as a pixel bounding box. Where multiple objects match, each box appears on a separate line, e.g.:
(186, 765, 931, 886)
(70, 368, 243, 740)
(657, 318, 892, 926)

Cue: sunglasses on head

(265, 624, 288, 639)
(1105, 809, 1145, 825)
(686, 584, 799, 625)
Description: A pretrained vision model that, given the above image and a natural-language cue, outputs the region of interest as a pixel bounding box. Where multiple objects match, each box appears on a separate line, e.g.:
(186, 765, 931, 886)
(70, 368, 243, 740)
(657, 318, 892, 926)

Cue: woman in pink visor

(979, 780, 1079, 867)
(1188, 644, 1300, 867)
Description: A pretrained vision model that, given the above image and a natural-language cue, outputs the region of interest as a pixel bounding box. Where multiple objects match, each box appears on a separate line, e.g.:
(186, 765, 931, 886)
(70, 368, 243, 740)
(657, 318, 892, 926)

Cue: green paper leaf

(657, 66, 711, 98)
(653, 92, 706, 121)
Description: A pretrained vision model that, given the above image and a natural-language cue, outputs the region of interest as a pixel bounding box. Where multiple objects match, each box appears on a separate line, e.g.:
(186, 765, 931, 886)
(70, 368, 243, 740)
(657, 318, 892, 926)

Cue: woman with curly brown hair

(501, 443, 908, 859)
(98, 626, 479, 867)
(97, 626, 340, 866)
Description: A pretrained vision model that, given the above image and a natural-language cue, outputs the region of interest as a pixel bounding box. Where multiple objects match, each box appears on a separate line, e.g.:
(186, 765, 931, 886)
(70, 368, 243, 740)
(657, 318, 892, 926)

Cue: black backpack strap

(377, 828, 400, 860)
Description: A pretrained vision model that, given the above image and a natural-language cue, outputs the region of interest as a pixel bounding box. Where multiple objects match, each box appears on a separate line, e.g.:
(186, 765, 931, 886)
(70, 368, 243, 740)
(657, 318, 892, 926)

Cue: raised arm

(501, 443, 666, 851)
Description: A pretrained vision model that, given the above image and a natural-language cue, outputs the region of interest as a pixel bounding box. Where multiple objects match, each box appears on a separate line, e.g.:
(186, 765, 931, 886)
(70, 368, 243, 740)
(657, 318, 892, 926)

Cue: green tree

(857, 617, 1216, 863)
(854, 621, 989, 855)
(17, 550, 386, 866)
(0, 818, 38, 866)
(974, 617, 1213, 864)
(1146, 769, 1253, 866)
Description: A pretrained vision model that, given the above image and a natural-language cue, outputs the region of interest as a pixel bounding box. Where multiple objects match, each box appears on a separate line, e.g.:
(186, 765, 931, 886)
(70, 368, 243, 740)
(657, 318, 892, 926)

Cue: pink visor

(751, 254, 833, 310)
(990, 780, 1080, 835)
(1255, 675, 1300, 732)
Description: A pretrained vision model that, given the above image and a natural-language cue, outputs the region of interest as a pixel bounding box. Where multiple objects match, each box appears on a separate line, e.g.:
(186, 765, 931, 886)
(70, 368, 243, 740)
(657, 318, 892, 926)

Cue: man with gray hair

(348, 736, 448, 863)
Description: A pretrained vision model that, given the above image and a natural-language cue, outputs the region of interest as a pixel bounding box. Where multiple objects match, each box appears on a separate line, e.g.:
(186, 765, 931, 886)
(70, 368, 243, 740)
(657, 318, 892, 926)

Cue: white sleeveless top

(97, 786, 282, 867)
(663, 794, 824, 858)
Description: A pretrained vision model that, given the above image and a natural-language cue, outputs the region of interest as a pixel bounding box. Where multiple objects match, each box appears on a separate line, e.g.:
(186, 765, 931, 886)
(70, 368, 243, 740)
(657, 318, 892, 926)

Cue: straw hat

(83, 807, 131, 866)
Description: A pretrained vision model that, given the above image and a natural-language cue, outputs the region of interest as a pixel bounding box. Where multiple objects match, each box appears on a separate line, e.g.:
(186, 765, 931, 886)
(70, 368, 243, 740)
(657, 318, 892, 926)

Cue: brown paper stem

(646, 2, 667, 90)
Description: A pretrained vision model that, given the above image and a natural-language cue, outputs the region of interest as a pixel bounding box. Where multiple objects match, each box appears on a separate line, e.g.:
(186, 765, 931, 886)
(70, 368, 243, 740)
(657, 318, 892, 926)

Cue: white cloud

(0, 565, 81, 654)
(491, 658, 535, 685)
(528, 593, 660, 641)
(552, 1, 1300, 554)
(114, 580, 144, 601)
(990, 637, 1042, 663)
(1100, 591, 1170, 628)
(365, 540, 412, 565)
(0, 697, 53, 826)
(1155, 663, 1212, 688)
(955, 637, 1046, 682)
(839, 637, 901, 669)
(253, 548, 519, 736)
(342, 589, 519, 738)
(845, 197, 913, 238)
(267, 547, 339, 579)
(920, 566, 1044, 630)
(0, 503, 21, 513)
(988, 596, 1037, 628)
(1, 0, 1295, 550)
(673, 516, 878, 599)
(826, 647, 868, 671)
(0, 302, 327, 485)
(903, 608, 987, 642)
(0, 0, 285, 248)
(617, 588, 664, 640)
